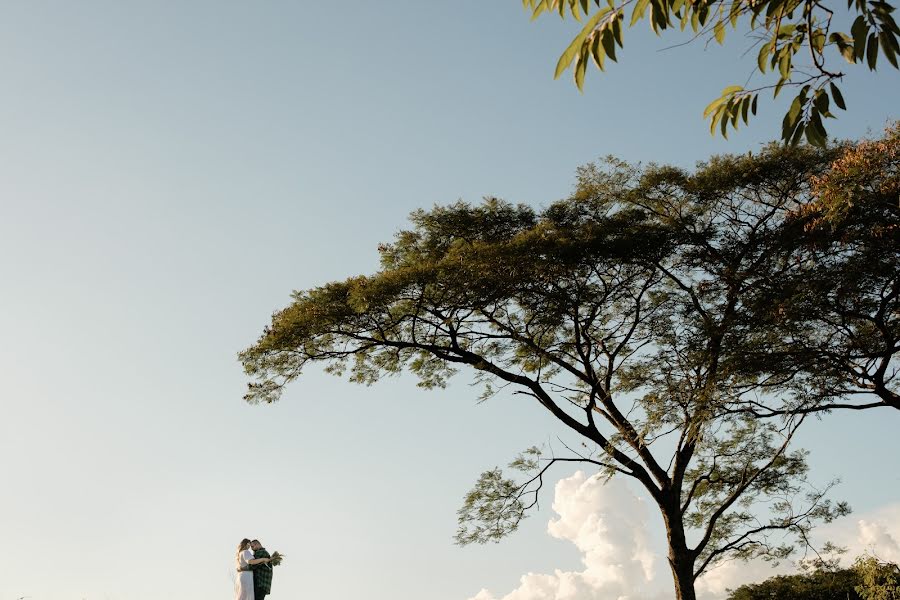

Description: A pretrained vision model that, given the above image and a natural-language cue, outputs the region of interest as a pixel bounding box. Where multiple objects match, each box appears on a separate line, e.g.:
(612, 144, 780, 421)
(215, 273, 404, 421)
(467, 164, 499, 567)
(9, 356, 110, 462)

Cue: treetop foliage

(522, 0, 900, 145)
(726, 566, 864, 599)
(724, 554, 900, 599)
(854, 554, 900, 599)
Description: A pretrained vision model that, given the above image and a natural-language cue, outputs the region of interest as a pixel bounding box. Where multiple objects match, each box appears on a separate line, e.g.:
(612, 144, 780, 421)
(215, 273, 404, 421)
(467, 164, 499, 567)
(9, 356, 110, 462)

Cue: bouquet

(270, 551, 284, 567)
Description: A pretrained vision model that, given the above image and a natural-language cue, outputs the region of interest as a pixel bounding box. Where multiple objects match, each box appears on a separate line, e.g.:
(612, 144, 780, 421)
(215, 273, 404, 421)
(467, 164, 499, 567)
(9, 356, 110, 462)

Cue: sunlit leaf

(631, 0, 650, 26)
(758, 39, 774, 72)
(714, 20, 726, 44)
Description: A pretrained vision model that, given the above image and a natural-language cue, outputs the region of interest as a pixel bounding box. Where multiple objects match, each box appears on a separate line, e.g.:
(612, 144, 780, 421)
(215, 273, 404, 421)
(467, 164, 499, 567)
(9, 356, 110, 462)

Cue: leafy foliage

(240, 138, 899, 600)
(522, 0, 900, 145)
(854, 554, 900, 600)
(737, 124, 900, 415)
(724, 555, 900, 599)
(726, 566, 863, 599)
(455, 446, 543, 544)
(808, 121, 900, 221)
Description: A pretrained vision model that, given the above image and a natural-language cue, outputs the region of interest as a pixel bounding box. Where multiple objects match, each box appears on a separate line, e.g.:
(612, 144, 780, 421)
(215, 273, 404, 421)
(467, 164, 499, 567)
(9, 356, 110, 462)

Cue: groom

(250, 539, 273, 600)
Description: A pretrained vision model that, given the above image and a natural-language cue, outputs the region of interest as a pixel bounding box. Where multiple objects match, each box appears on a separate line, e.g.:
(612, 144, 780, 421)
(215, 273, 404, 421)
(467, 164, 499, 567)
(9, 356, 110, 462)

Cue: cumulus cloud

(467, 471, 900, 600)
(467, 471, 670, 600)
(822, 503, 900, 563)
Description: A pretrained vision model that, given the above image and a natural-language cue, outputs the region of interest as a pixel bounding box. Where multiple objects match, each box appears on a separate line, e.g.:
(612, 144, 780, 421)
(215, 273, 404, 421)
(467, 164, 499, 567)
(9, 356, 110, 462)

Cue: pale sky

(1, 2, 898, 600)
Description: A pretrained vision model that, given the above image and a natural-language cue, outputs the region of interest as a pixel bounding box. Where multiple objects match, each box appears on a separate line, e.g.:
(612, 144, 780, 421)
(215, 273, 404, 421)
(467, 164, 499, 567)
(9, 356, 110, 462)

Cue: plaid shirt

(251, 547, 273, 594)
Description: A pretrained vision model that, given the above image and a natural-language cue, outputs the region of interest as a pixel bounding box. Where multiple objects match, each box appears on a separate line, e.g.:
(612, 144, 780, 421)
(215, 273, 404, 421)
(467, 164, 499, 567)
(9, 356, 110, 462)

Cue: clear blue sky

(1, 2, 897, 600)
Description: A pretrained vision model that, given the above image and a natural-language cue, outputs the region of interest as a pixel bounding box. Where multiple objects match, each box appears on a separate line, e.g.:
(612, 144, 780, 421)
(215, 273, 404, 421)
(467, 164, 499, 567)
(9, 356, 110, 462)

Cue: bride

(235, 538, 273, 600)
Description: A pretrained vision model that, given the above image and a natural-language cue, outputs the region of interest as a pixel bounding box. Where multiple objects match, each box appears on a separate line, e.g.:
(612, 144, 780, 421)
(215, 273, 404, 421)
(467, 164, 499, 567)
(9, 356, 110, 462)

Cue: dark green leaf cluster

(726, 567, 864, 600)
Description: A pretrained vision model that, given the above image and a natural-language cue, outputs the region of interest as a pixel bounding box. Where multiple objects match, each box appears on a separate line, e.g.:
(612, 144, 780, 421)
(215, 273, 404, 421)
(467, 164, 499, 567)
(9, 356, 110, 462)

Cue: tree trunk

(668, 549, 697, 600)
(662, 501, 697, 600)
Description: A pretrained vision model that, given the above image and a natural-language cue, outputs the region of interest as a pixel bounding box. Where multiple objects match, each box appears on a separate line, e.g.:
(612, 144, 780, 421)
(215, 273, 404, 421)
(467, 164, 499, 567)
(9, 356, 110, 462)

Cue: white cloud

(822, 503, 900, 563)
(467, 471, 670, 600)
(467, 472, 900, 600)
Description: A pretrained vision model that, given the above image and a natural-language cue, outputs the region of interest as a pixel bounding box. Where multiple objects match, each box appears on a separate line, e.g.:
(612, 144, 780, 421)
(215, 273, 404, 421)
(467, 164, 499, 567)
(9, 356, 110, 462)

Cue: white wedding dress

(235, 548, 255, 600)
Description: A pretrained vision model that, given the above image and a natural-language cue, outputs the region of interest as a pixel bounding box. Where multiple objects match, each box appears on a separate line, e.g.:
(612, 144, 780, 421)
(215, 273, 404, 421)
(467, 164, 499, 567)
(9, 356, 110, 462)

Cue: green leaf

(786, 94, 803, 127)
(757, 40, 773, 72)
(880, 30, 900, 67)
(776, 23, 797, 38)
(808, 111, 828, 146)
(579, 0, 591, 17)
(631, 0, 650, 26)
(720, 102, 731, 138)
(751, 94, 758, 115)
(774, 77, 786, 98)
(714, 20, 726, 44)
(813, 89, 830, 116)
(710, 106, 723, 134)
(713, 109, 727, 136)
(812, 31, 825, 53)
(805, 122, 826, 146)
(882, 13, 900, 35)
(789, 121, 805, 145)
(729, 0, 741, 27)
(554, 7, 609, 78)
(571, 0, 584, 22)
(840, 41, 857, 63)
(851, 16, 868, 61)
(867, 32, 880, 69)
(698, 3, 709, 26)
(601, 26, 617, 61)
(575, 52, 589, 89)
(612, 13, 624, 46)
(829, 82, 846, 110)
(741, 95, 750, 124)
(530, 1, 549, 20)
(829, 31, 851, 45)
(778, 49, 792, 79)
(590, 33, 605, 70)
(703, 95, 728, 118)
(555, 35, 585, 78)
(782, 111, 794, 140)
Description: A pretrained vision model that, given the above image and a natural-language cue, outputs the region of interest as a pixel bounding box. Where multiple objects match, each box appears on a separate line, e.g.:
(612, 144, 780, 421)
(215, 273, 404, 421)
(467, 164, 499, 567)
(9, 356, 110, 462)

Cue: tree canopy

(241, 133, 898, 600)
(854, 554, 900, 599)
(522, 0, 900, 145)
(726, 567, 863, 599)
(725, 555, 900, 599)
(740, 123, 900, 414)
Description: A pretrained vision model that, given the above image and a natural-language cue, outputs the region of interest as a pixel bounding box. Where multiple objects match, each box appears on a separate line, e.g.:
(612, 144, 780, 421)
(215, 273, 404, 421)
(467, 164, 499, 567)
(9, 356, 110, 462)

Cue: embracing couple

(236, 538, 274, 600)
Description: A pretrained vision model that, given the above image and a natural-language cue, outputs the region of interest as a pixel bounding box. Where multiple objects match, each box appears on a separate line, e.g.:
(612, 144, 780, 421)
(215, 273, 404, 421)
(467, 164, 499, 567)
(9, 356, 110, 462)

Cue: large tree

(240, 141, 899, 600)
(521, 0, 899, 145)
